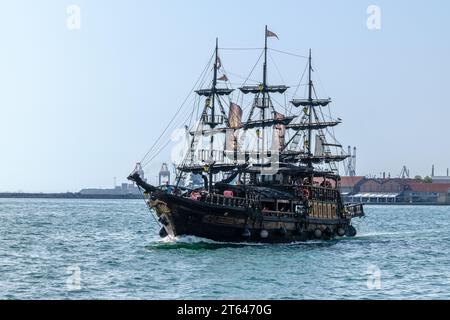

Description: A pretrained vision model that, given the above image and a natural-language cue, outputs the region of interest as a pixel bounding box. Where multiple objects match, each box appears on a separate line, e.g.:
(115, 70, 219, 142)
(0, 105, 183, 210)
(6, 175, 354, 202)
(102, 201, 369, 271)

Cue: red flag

(217, 74, 228, 81)
(266, 29, 279, 40)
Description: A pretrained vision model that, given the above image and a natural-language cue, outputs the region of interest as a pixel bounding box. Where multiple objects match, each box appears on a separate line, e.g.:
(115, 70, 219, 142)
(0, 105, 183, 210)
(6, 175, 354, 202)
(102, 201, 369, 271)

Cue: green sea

(1, 198, 450, 299)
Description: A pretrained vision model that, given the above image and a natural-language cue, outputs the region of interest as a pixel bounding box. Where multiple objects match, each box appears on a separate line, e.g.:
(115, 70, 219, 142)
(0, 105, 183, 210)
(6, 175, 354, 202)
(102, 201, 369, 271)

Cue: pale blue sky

(0, 0, 449, 192)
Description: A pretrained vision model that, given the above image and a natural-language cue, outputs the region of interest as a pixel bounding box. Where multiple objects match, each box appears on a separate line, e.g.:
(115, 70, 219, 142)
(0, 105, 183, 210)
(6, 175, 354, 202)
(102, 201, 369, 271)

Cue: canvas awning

(351, 193, 400, 198)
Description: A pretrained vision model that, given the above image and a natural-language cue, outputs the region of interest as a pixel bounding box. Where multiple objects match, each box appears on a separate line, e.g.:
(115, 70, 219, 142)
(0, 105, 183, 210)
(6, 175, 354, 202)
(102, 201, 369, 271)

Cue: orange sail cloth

(225, 103, 243, 153)
(272, 112, 286, 151)
(228, 103, 243, 129)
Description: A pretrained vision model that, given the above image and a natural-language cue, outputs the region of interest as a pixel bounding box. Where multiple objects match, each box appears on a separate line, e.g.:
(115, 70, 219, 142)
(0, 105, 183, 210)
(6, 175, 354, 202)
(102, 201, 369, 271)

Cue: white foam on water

(356, 229, 438, 238)
(160, 235, 268, 246)
(159, 235, 217, 244)
(155, 234, 334, 247)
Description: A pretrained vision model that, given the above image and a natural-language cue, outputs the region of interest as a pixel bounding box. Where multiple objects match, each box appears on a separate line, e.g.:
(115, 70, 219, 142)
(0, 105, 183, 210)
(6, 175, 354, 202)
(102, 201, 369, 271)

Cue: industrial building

(79, 163, 144, 196)
(341, 176, 450, 204)
(79, 182, 141, 196)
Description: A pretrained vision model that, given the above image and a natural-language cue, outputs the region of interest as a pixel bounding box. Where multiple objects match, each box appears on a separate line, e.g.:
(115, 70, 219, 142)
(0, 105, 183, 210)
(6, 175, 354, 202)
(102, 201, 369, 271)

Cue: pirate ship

(129, 26, 364, 243)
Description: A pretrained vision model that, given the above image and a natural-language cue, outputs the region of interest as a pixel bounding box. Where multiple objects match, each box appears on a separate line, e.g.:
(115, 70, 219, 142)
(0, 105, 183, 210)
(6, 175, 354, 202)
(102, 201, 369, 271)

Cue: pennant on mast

(266, 29, 279, 40)
(217, 74, 228, 81)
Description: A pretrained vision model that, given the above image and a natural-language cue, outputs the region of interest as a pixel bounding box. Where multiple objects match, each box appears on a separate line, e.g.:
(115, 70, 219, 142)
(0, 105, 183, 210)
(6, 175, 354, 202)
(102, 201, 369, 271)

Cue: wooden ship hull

(139, 185, 363, 243)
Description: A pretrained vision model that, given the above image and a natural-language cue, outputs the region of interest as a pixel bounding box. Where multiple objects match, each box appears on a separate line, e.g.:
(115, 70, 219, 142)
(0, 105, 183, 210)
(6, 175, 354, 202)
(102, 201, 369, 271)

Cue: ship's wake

(145, 235, 263, 250)
(145, 235, 338, 251)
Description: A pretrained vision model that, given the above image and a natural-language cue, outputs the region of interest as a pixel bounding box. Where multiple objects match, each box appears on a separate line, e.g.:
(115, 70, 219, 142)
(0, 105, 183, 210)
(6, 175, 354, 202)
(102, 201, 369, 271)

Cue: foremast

(180, 38, 235, 189)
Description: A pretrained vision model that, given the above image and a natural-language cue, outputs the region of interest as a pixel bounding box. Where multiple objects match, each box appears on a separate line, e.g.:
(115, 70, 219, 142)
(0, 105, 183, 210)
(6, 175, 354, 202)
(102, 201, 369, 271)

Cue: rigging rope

(219, 47, 263, 51)
(138, 51, 215, 168)
(283, 62, 309, 116)
(268, 51, 286, 85)
(269, 48, 309, 59)
(138, 188, 161, 227)
(235, 49, 265, 115)
(141, 93, 197, 167)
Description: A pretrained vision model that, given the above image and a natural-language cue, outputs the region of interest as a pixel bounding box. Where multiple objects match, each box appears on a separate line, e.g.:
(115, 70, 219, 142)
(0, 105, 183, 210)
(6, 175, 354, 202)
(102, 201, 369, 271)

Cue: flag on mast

(217, 74, 228, 81)
(266, 29, 279, 40)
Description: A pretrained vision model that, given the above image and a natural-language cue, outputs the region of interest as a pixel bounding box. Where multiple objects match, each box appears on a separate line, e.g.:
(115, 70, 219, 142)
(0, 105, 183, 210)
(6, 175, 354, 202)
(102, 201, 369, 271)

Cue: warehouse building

(341, 177, 450, 204)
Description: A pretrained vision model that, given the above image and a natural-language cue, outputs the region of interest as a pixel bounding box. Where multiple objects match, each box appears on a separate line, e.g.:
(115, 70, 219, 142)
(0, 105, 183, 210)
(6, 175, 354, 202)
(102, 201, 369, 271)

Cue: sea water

(1, 198, 450, 299)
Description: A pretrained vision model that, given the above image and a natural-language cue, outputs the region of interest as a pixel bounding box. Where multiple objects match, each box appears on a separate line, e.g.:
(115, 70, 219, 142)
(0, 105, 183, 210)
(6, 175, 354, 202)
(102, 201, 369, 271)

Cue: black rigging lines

(135, 44, 345, 175)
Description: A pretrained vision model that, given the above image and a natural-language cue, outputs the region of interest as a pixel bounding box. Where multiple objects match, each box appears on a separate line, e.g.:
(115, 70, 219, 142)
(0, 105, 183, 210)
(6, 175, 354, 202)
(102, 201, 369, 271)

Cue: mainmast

(263, 25, 268, 92)
(238, 26, 290, 166)
(210, 38, 219, 159)
(307, 49, 313, 169)
(261, 25, 269, 163)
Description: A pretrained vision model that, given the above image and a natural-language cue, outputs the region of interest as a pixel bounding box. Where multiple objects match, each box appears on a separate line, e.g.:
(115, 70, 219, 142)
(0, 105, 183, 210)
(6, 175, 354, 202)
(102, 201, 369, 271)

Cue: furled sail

(291, 98, 331, 107)
(244, 115, 295, 129)
(286, 120, 341, 131)
(239, 85, 289, 94)
(195, 88, 234, 97)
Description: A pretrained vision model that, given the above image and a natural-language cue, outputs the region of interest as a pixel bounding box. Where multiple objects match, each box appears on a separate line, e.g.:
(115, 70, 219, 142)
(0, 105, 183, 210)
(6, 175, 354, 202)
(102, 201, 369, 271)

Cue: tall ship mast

(129, 27, 364, 242)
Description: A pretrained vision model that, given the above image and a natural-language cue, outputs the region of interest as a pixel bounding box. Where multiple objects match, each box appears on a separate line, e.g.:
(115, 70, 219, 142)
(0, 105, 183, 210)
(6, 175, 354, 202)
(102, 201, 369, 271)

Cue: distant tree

(414, 175, 423, 181)
(423, 176, 433, 183)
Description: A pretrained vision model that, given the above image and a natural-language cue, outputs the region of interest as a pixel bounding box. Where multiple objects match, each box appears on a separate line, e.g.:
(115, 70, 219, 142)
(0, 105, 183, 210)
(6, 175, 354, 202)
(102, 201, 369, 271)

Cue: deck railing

(260, 210, 296, 219)
(304, 185, 340, 201)
(204, 193, 248, 208)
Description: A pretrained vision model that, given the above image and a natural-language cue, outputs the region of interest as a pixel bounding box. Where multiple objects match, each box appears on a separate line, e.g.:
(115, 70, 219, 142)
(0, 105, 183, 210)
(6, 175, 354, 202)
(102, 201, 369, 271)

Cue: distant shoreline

(1, 192, 450, 205)
(0, 193, 142, 200)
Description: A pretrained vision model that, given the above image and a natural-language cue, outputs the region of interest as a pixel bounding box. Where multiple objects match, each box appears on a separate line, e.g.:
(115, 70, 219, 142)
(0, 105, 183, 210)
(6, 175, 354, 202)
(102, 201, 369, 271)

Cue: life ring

(302, 188, 310, 199)
(260, 229, 269, 239)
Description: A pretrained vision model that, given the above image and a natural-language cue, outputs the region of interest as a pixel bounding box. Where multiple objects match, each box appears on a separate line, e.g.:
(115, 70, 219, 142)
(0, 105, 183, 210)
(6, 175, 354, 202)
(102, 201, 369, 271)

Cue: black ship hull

(150, 192, 361, 243)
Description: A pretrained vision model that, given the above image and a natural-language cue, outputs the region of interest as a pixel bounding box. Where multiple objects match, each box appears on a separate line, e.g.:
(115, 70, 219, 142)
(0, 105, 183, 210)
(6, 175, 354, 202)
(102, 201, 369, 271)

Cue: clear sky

(0, 0, 449, 192)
